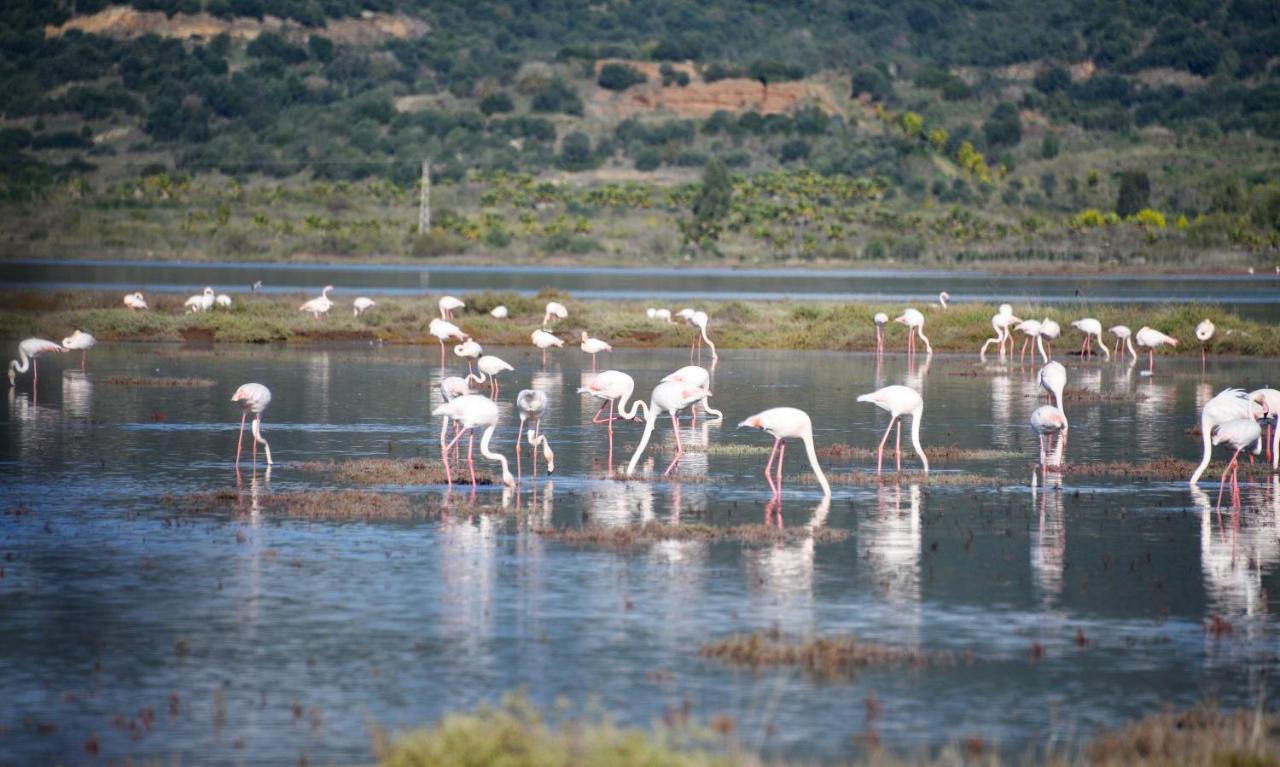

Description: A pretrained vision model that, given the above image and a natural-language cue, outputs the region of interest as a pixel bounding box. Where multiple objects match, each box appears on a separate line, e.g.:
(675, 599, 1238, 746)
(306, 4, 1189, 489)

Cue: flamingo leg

(607, 399, 615, 473)
(895, 420, 902, 473)
(516, 416, 524, 482)
(1217, 456, 1234, 510)
(591, 354, 596, 372)
(763, 437, 780, 495)
(776, 440, 786, 494)
(592, 401, 610, 424)
(81, 350, 87, 371)
(235, 412, 247, 466)
(1080, 336, 1088, 358)
(1148, 349, 1154, 375)
(1020, 338, 1029, 365)
(467, 431, 476, 487)
(532, 420, 541, 479)
(32, 358, 37, 388)
(542, 348, 547, 367)
(875, 417, 896, 474)
(1201, 346, 1206, 369)
(442, 426, 468, 486)
(662, 412, 683, 476)
(439, 342, 446, 368)
(252, 417, 258, 465)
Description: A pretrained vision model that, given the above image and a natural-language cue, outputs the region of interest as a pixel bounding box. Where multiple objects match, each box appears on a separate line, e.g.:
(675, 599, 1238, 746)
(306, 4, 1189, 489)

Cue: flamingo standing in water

(1040, 318, 1061, 358)
(661, 365, 724, 425)
(428, 318, 466, 366)
(578, 370, 646, 470)
(1249, 388, 1280, 468)
(531, 329, 563, 366)
(123, 292, 148, 311)
(299, 286, 334, 318)
(1196, 319, 1215, 369)
(438, 375, 471, 468)
(1109, 325, 1136, 361)
(894, 309, 931, 357)
(737, 407, 831, 497)
(579, 332, 612, 371)
(515, 389, 555, 481)
(353, 297, 376, 316)
(856, 385, 928, 474)
(185, 287, 215, 313)
(61, 329, 96, 371)
(1030, 362, 1068, 477)
(1135, 326, 1178, 374)
(873, 312, 889, 355)
(1014, 319, 1046, 365)
(980, 305, 1022, 360)
(438, 295, 465, 319)
(466, 355, 514, 397)
(1211, 418, 1262, 509)
(231, 383, 273, 468)
(431, 394, 516, 489)
(624, 380, 712, 477)
(453, 338, 483, 375)
(1191, 389, 1262, 486)
(8, 338, 65, 387)
(543, 301, 568, 327)
(1071, 318, 1110, 360)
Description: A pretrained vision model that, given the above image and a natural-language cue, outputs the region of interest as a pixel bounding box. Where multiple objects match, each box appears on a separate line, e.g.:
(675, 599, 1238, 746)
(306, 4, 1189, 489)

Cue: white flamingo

(531, 329, 563, 366)
(661, 365, 724, 424)
(856, 385, 928, 474)
(490, 305, 508, 319)
(353, 297, 376, 316)
(1109, 325, 1136, 361)
(688, 310, 718, 362)
(431, 394, 515, 488)
(466, 355, 514, 397)
(1191, 389, 1262, 486)
(185, 287, 215, 313)
(1211, 419, 1262, 509)
(1195, 319, 1215, 368)
(873, 312, 889, 355)
(1030, 361, 1068, 477)
(543, 301, 568, 327)
(231, 383, 273, 467)
(646, 308, 673, 323)
(737, 407, 831, 497)
(215, 294, 232, 308)
(1014, 319, 1046, 364)
(1071, 318, 1110, 360)
(934, 291, 951, 309)
(579, 332, 612, 371)
(428, 318, 467, 366)
(439, 295, 465, 319)
(453, 338, 483, 375)
(1249, 389, 1280, 469)
(1040, 318, 1061, 358)
(123, 292, 148, 311)
(299, 285, 334, 318)
(8, 338, 65, 386)
(980, 305, 1022, 360)
(1135, 326, 1178, 374)
(61, 329, 96, 372)
(578, 370, 646, 469)
(894, 308, 931, 356)
(515, 389, 555, 481)
(624, 380, 712, 477)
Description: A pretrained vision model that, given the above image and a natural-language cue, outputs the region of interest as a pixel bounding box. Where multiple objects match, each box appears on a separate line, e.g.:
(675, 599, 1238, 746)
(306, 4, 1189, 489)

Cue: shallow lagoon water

(2, 343, 1279, 764)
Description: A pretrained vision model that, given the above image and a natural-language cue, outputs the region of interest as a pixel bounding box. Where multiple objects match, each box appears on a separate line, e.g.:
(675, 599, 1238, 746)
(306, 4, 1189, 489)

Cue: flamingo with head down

(1071, 318, 1110, 360)
(429, 318, 467, 366)
(624, 380, 712, 477)
(737, 407, 831, 497)
(8, 338, 65, 387)
(515, 389, 555, 481)
(61, 329, 96, 371)
(856, 385, 928, 474)
(1135, 326, 1178, 375)
(231, 383, 273, 468)
(431, 394, 516, 489)
(578, 370, 647, 470)
(894, 309, 931, 357)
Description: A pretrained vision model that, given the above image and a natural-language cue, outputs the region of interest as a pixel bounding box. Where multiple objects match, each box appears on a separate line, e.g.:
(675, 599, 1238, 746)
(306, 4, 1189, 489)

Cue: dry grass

(699, 627, 956, 679)
(539, 521, 849, 548)
(806, 471, 1008, 487)
(1063, 458, 1276, 480)
(1085, 705, 1280, 766)
(175, 488, 417, 520)
(101, 375, 216, 387)
(297, 457, 495, 486)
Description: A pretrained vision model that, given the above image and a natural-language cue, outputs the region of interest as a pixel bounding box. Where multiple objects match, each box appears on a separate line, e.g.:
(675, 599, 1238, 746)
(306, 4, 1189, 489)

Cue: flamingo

(543, 301, 568, 327)
(1135, 326, 1178, 374)
(515, 389, 555, 481)
(428, 318, 467, 366)
(61, 329, 96, 372)
(1191, 389, 1263, 486)
(8, 338, 65, 387)
(466, 355, 514, 397)
(646, 308, 673, 323)
(1109, 325, 1136, 361)
(439, 295, 465, 319)
(1030, 362, 1068, 477)
(578, 370, 646, 470)
(856, 385, 928, 474)
(215, 294, 232, 308)
(1249, 389, 1280, 468)
(453, 338, 483, 375)
(438, 376, 473, 469)
(531, 329, 563, 366)
(431, 394, 516, 489)
(737, 407, 831, 497)
(624, 380, 712, 477)
(353, 297, 376, 316)
(894, 309, 931, 356)
(231, 383, 273, 468)
(299, 285, 334, 318)
(579, 332, 612, 371)
(1195, 319, 1215, 368)
(1014, 319, 1046, 364)
(490, 305, 508, 319)
(1071, 318, 1110, 360)
(185, 287, 215, 313)
(934, 291, 951, 309)
(980, 305, 1022, 360)
(661, 365, 724, 424)
(123, 292, 148, 311)
(873, 312, 889, 355)
(1040, 318, 1061, 357)
(1211, 418, 1262, 509)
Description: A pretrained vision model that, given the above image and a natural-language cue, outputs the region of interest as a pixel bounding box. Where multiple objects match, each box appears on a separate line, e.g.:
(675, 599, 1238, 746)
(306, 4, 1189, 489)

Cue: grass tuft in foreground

(539, 521, 848, 547)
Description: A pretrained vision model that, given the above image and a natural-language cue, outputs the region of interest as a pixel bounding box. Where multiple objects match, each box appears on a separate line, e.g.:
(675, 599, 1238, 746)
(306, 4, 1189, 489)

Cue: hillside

(1, 0, 1278, 268)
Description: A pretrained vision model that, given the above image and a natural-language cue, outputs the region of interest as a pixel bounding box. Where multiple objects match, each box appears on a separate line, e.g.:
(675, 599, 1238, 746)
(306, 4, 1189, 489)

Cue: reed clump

(297, 458, 494, 486)
(539, 522, 848, 548)
(176, 489, 416, 520)
(1064, 458, 1276, 480)
(699, 627, 955, 678)
(818, 444, 1019, 461)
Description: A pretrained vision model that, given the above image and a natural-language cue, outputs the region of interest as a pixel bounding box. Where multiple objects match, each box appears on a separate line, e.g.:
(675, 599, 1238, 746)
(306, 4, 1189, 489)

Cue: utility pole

(418, 160, 430, 232)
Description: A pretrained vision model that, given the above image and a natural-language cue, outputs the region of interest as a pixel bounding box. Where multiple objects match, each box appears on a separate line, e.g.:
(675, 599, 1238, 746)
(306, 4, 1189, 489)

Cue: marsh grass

(101, 375, 216, 387)
(296, 458, 495, 486)
(539, 521, 849, 547)
(4, 290, 1279, 357)
(806, 471, 1007, 487)
(699, 627, 956, 678)
(1064, 458, 1277, 481)
(818, 444, 1021, 461)
(176, 489, 418, 520)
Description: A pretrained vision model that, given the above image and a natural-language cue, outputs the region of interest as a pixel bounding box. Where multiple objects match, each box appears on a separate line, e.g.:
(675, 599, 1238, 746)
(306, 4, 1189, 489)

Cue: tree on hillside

(983, 103, 1022, 148)
(687, 158, 732, 244)
(1116, 170, 1151, 217)
(598, 63, 646, 91)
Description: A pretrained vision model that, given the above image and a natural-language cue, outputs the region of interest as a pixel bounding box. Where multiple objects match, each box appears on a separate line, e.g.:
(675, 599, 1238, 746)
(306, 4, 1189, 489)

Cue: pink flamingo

(515, 389, 555, 481)
(856, 385, 928, 474)
(737, 407, 831, 497)
(431, 394, 516, 489)
(8, 338, 65, 387)
(624, 380, 711, 477)
(231, 383, 273, 468)
(578, 370, 646, 470)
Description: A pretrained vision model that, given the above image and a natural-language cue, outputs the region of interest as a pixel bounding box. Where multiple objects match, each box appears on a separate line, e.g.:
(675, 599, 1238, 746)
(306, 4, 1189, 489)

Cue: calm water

(5, 259, 1280, 319)
(2, 344, 1279, 764)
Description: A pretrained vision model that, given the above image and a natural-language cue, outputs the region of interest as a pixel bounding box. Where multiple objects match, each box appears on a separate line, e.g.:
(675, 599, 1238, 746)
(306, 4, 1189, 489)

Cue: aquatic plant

(699, 628, 957, 678)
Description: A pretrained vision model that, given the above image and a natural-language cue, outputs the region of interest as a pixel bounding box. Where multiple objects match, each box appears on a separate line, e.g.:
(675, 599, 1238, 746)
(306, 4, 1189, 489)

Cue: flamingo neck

(802, 433, 831, 496)
(698, 397, 724, 420)
(1189, 412, 1214, 485)
(911, 407, 929, 473)
(622, 397, 650, 422)
(466, 371, 487, 386)
(1036, 335, 1048, 362)
(700, 324, 718, 360)
(251, 416, 273, 465)
(1125, 337, 1137, 360)
(625, 402, 660, 476)
(479, 423, 515, 487)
